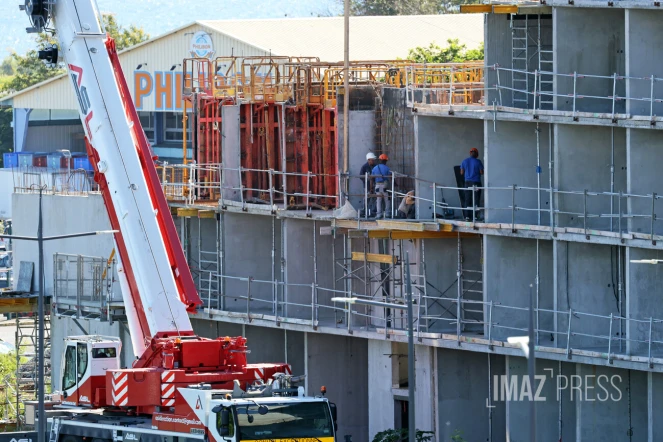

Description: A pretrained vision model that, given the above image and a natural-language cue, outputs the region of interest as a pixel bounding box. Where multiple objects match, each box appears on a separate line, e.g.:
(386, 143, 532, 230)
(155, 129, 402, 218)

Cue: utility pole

(405, 253, 415, 442)
(0, 187, 115, 441)
(343, 0, 350, 189)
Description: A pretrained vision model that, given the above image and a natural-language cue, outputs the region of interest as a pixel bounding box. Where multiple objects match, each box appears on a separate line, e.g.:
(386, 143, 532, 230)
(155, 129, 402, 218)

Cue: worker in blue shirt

(360, 152, 377, 216)
(372, 154, 391, 218)
(460, 147, 484, 221)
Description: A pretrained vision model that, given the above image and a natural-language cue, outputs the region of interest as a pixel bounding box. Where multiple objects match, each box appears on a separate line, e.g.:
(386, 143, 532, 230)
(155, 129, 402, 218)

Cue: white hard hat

(366, 152, 377, 160)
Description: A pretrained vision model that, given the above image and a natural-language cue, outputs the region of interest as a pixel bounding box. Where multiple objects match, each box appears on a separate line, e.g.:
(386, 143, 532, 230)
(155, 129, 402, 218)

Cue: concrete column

(415, 344, 435, 434)
(306, 333, 368, 441)
(221, 105, 241, 201)
(368, 340, 394, 439)
(649, 372, 663, 440)
(554, 9, 625, 113)
(12, 108, 32, 152)
(339, 110, 377, 210)
(437, 348, 506, 442)
(483, 236, 553, 342)
(414, 117, 483, 219)
(484, 121, 551, 225)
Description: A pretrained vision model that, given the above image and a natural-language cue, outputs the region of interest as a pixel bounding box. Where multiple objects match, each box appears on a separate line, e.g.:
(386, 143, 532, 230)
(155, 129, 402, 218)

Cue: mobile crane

(21, 1, 337, 441)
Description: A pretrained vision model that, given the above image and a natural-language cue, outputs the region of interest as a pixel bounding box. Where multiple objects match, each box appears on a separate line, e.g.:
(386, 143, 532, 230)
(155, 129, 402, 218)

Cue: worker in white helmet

(360, 152, 377, 216)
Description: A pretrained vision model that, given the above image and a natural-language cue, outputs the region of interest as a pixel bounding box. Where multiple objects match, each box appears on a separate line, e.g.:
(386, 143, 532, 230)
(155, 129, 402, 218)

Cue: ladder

(512, 14, 554, 110)
(458, 236, 484, 333)
(197, 216, 221, 310)
(537, 15, 554, 110)
(511, 14, 530, 107)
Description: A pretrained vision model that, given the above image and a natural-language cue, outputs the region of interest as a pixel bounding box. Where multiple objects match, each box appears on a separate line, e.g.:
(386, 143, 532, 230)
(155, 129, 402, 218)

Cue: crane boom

(48, 0, 200, 355)
(24, 0, 292, 417)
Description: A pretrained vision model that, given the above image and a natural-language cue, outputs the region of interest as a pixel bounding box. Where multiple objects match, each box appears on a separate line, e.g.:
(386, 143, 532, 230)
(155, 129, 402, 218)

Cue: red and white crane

(20, 3, 336, 441)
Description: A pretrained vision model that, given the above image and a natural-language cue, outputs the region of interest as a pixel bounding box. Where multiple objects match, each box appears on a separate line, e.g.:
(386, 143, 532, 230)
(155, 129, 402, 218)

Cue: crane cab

(58, 335, 121, 407)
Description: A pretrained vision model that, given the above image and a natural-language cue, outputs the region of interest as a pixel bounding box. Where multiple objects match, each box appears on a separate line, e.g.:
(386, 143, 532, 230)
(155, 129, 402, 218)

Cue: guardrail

(52, 253, 117, 321)
(11, 168, 98, 196)
(406, 64, 663, 121)
(159, 162, 663, 242)
(200, 268, 663, 366)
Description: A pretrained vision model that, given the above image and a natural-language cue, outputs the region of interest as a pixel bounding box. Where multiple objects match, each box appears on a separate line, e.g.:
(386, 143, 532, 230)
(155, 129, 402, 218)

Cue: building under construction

(6, 3, 663, 441)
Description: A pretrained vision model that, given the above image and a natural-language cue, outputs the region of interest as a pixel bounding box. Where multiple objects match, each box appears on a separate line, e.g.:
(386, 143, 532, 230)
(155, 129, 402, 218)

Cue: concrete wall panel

(555, 125, 626, 232)
(306, 333, 368, 441)
(554, 9, 625, 113)
(626, 129, 663, 235)
(415, 117, 484, 219)
(437, 349, 506, 442)
(625, 10, 663, 116)
(484, 236, 554, 342)
(485, 121, 551, 225)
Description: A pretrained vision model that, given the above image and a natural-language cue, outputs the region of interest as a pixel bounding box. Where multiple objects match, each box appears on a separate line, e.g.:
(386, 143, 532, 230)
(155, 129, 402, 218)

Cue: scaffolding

(14, 316, 50, 429)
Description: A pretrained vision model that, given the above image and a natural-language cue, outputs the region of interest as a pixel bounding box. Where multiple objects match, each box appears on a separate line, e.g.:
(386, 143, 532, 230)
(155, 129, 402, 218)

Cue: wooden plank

(492, 5, 518, 13)
(176, 208, 199, 217)
(334, 220, 379, 230)
(198, 210, 216, 219)
(375, 220, 425, 232)
(170, 207, 179, 216)
(388, 231, 478, 240)
(351, 252, 397, 264)
(460, 4, 492, 12)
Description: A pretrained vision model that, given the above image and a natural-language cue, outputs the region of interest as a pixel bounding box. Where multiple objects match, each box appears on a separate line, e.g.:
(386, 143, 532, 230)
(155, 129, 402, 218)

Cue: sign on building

(189, 31, 215, 59)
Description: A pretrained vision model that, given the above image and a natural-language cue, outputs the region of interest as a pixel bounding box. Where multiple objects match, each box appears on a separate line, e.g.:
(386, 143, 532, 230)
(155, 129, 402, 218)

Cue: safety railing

(157, 162, 663, 241)
(156, 162, 340, 213)
(200, 267, 663, 366)
(407, 64, 663, 121)
(11, 168, 98, 196)
(52, 253, 117, 321)
(405, 62, 486, 108)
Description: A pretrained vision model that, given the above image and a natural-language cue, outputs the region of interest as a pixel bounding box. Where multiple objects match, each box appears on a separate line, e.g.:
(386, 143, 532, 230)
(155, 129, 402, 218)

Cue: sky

(0, 0, 342, 61)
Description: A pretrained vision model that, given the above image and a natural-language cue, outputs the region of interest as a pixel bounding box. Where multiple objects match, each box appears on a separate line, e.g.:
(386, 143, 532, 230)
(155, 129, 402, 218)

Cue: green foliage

(102, 14, 150, 51)
(372, 429, 435, 442)
(0, 14, 149, 95)
(451, 429, 467, 442)
(344, 0, 482, 15)
(0, 109, 12, 168)
(0, 352, 18, 421)
(407, 39, 484, 63)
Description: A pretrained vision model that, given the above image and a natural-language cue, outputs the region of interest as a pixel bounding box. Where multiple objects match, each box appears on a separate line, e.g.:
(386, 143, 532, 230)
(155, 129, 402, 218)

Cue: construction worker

(360, 152, 377, 216)
(372, 154, 391, 218)
(397, 190, 416, 219)
(460, 147, 484, 221)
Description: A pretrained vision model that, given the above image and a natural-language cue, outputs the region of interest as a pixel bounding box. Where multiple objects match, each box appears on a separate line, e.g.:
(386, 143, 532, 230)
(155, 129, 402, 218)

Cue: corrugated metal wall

(12, 23, 269, 111)
(24, 124, 85, 153)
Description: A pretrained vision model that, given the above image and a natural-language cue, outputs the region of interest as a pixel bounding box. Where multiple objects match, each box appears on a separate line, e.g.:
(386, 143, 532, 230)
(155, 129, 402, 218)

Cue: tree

(0, 15, 149, 165)
(102, 14, 150, 51)
(343, 0, 481, 15)
(1, 14, 149, 94)
(407, 39, 484, 63)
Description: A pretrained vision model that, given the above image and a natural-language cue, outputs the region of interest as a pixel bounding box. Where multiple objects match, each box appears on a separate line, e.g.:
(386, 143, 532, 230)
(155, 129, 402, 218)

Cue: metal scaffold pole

(343, 0, 350, 188)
